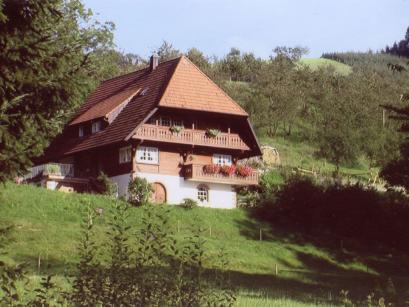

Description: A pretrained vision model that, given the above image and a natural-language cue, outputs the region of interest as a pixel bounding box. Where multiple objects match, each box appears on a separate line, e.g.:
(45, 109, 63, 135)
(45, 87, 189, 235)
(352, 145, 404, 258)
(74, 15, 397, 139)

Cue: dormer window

(140, 87, 149, 96)
(92, 121, 102, 134)
(78, 126, 84, 137)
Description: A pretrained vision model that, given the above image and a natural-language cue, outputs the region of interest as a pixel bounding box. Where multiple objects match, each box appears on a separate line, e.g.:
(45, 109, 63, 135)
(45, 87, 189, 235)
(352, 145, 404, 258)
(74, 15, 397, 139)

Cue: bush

(260, 170, 284, 190)
(89, 171, 117, 197)
(180, 198, 198, 209)
(258, 176, 409, 251)
(128, 177, 153, 206)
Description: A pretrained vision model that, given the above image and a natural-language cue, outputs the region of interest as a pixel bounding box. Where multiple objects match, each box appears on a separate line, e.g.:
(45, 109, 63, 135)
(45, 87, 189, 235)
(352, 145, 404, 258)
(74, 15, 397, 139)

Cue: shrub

(237, 188, 260, 208)
(45, 164, 61, 175)
(90, 171, 117, 197)
(220, 164, 236, 176)
(257, 176, 409, 252)
(236, 165, 253, 177)
(128, 177, 153, 206)
(203, 164, 220, 174)
(180, 198, 198, 209)
(206, 128, 220, 138)
(260, 170, 284, 190)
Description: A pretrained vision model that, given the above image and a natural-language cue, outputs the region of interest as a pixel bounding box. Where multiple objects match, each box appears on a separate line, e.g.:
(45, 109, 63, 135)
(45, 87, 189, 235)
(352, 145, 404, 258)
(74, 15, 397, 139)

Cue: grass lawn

(298, 58, 353, 76)
(1, 183, 408, 305)
(260, 135, 378, 182)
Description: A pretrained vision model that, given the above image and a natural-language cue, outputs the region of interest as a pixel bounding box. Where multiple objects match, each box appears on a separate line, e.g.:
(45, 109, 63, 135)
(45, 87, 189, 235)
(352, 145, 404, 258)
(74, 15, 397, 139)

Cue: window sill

(136, 161, 159, 166)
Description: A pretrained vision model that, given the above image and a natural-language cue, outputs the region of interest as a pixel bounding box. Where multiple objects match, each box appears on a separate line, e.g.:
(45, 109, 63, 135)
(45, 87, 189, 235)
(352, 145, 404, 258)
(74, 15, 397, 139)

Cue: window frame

(136, 146, 159, 165)
(119, 146, 132, 164)
(197, 184, 209, 203)
(78, 126, 84, 137)
(91, 121, 102, 134)
(212, 154, 232, 166)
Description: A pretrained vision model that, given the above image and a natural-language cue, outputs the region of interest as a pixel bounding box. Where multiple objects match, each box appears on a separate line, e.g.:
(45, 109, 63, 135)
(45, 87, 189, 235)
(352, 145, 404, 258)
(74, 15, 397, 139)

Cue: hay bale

(261, 145, 281, 166)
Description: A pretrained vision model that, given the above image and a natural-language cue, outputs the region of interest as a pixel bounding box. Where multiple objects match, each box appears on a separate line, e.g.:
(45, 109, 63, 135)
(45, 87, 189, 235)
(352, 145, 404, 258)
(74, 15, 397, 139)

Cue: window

(159, 117, 171, 127)
(92, 121, 102, 134)
(136, 146, 159, 164)
(172, 119, 184, 127)
(139, 87, 149, 96)
(213, 154, 232, 166)
(197, 184, 209, 203)
(149, 117, 184, 127)
(119, 146, 132, 164)
(78, 126, 84, 137)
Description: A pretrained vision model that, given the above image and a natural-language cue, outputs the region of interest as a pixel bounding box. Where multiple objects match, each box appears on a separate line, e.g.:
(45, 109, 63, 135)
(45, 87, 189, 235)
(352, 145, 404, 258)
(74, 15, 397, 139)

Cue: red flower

(220, 164, 237, 176)
(236, 165, 253, 177)
(203, 164, 220, 174)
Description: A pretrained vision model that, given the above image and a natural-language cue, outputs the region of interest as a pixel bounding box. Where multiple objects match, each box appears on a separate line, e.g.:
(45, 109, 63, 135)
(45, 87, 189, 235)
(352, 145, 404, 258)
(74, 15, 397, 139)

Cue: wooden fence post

(259, 228, 262, 241)
(275, 263, 278, 275)
(209, 225, 212, 237)
(38, 254, 41, 274)
(177, 220, 180, 233)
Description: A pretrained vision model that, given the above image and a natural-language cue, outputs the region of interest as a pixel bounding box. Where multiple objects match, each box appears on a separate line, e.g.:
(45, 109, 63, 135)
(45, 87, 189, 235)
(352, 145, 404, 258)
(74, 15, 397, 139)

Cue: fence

(23, 163, 75, 181)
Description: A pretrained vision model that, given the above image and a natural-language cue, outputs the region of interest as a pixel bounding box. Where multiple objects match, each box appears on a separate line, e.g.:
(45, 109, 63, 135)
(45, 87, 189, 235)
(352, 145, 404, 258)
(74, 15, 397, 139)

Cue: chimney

(150, 53, 159, 71)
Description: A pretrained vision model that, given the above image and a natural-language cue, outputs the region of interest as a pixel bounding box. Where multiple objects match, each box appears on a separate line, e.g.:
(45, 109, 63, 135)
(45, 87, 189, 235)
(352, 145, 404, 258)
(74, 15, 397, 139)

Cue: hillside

(1, 183, 409, 305)
(298, 58, 352, 75)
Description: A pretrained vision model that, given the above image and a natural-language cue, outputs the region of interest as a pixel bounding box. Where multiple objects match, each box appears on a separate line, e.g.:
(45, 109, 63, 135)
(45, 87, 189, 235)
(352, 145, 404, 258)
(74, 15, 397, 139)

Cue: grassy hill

(1, 183, 409, 305)
(298, 58, 352, 75)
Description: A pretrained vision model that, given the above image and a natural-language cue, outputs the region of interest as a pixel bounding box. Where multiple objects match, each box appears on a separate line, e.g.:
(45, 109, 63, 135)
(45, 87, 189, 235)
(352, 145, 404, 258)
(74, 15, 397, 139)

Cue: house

(29, 55, 261, 208)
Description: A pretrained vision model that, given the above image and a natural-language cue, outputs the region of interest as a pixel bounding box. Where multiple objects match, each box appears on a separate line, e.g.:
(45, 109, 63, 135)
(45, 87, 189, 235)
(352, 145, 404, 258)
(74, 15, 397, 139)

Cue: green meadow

(1, 183, 408, 305)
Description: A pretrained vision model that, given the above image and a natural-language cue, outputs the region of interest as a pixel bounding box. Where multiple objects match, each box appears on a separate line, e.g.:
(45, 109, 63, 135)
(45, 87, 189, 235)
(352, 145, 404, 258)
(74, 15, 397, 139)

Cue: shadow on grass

(234, 208, 409, 301)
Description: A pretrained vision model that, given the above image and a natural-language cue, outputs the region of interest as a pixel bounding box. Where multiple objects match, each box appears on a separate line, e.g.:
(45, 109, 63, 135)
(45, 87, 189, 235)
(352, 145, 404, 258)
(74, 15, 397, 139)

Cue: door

(152, 182, 166, 203)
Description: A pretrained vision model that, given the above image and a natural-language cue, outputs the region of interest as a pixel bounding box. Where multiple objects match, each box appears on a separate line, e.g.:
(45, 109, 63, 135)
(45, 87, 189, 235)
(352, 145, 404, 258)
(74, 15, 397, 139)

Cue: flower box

(236, 165, 253, 177)
(220, 165, 237, 176)
(203, 164, 220, 174)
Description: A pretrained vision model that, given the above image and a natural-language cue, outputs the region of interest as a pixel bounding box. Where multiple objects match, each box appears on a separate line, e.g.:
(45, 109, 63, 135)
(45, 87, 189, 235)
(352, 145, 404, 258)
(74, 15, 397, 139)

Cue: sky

(83, 0, 409, 59)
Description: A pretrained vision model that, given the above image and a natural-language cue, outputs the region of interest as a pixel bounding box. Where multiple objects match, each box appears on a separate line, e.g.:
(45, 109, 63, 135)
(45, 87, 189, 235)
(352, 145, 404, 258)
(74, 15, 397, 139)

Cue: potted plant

(169, 125, 183, 134)
(203, 164, 220, 174)
(45, 164, 61, 176)
(220, 164, 236, 176)
(236, 165, 253, 177)
(206, 128, 220, 138)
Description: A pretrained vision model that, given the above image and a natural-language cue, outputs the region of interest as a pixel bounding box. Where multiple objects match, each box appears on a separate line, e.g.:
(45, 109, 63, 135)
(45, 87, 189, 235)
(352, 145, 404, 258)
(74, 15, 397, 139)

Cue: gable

(69, 88, 141, 126)
(159, 56, 248, 116)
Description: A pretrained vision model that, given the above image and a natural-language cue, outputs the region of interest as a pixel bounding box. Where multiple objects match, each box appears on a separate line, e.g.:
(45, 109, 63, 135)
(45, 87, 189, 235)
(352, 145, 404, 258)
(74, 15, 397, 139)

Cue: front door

(152, 182, 166, 203)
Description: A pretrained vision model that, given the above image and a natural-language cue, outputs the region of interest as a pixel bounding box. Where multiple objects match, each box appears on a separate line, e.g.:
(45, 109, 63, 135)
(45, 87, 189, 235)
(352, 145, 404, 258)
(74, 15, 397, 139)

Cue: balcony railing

(133, 124, 250, 150)
(24, 163, 75, 181)
(184, 164, 259, 185)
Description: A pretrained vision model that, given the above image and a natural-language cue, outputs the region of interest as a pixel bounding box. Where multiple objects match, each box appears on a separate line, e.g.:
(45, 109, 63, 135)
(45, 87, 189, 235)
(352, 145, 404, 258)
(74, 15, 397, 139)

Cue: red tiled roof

(43, 57, 180, 158)
(43, 56, 259, 160)
(69, 88, 140, 125)
(160, 57, 248, 116)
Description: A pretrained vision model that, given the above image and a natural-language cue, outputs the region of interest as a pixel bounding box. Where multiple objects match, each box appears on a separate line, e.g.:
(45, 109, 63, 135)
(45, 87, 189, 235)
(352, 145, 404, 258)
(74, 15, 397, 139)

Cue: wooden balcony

(23, 163, 89, 184)
(184, 164, 259, 185)
(133, 124, 250, 150)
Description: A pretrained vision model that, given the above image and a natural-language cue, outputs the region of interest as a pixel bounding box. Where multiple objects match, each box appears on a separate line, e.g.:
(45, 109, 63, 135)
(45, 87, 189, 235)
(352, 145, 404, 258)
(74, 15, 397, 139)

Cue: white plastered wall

(110, 173, 133, 198)
(136, 172, 237, 209)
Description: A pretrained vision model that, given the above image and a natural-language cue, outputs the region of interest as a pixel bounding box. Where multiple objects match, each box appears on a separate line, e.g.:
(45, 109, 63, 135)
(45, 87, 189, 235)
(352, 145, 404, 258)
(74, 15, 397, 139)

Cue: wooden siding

(71, 144, 133, 178)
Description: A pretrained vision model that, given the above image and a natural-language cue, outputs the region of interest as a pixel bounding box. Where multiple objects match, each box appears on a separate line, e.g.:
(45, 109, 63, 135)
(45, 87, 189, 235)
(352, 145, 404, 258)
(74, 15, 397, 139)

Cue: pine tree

(0, 0, 114, 182)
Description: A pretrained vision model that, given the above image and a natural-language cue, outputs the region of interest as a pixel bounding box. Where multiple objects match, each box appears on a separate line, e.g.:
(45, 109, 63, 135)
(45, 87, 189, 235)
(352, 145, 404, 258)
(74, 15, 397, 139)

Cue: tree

(384, 26, 409, 58)
(153, 41, 181, 62)
(381, 96, 409, 189)
(186, 47, 210, 72)
(0, 0, 114, 182)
